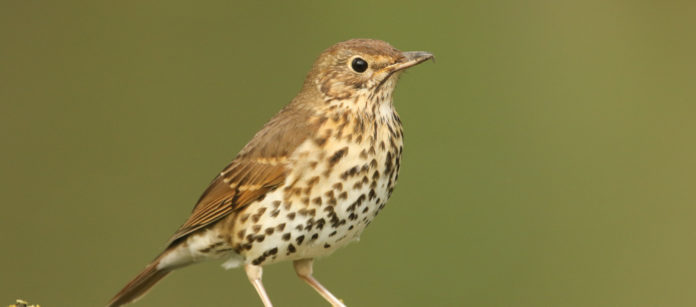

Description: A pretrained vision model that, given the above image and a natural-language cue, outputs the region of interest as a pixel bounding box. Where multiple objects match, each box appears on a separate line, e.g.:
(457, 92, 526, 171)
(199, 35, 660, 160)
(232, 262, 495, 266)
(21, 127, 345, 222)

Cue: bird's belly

(227, 132, 402, 267)
(228, 176, 393, 266)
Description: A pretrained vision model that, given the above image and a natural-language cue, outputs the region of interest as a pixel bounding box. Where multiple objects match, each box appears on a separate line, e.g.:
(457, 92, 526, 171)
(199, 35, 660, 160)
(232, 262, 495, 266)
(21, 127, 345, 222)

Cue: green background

(2, 1, 695, 306)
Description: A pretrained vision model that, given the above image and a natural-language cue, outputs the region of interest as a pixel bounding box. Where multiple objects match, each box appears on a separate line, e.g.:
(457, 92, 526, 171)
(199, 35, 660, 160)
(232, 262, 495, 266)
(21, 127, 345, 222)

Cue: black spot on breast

(329, 147, 349, 166)
(316, 218, 326, 230)
(359, 149, 368, 159)
(252, 207, 267, 223)
(315, 137, 328, 146)
(347, 195, 365, 212)
(384, 152, 393, 175)
(282, 233, 291, 241)
(296, 235, 305, 245)
(299, 208, 316, 216)
(252, 255, 266, 265)
(306, 176, 320, 187)
(240, 214, 250, 223)
(304, 219, 314, 231)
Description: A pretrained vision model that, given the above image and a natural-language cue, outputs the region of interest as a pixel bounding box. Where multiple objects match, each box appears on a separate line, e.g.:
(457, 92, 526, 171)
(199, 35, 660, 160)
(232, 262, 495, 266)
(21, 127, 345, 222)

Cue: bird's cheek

(319, 80, 353, 100)
(372, 69, 392, 83)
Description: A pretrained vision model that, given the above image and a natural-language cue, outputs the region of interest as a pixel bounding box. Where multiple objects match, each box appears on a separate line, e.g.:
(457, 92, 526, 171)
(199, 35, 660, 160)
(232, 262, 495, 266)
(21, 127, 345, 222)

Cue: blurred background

(1, 1, 695, 306)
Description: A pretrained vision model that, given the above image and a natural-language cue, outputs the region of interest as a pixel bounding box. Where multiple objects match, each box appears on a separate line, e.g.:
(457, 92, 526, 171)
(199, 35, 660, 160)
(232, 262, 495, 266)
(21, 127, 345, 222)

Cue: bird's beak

(390, 51, 435, 72)
(375, 51, 434, 89)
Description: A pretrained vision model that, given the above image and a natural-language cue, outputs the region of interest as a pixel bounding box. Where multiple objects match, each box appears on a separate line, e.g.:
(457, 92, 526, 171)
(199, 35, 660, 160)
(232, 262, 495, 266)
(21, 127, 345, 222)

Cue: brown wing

(166, 160, 286, 244)
(166, 104, 321, 245)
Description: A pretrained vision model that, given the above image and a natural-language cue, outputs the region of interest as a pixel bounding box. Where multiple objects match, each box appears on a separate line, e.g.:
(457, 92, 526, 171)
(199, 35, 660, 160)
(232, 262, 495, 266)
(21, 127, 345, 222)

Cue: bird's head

(303, 39, 433, 103)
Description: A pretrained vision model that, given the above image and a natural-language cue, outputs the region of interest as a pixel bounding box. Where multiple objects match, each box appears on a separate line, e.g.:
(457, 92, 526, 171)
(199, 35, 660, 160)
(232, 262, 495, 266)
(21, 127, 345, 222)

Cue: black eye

(351, 57, 368, 73)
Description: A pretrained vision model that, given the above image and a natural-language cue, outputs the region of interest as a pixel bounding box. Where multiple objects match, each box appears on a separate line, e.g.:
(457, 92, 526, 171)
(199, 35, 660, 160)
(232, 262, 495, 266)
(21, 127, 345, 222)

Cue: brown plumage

(108, 39, 433, 307)
(108, 259, 170, 306)
(167, 105, 318, 244)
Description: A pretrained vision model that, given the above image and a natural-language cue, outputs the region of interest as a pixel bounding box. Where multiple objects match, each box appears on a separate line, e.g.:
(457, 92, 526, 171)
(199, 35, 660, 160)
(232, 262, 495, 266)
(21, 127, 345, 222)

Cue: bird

(107, 38, 433, 307)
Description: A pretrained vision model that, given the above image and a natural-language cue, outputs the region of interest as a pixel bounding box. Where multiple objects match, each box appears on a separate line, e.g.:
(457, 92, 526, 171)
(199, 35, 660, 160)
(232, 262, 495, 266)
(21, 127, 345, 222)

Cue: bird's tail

(107, 256, 171, 307)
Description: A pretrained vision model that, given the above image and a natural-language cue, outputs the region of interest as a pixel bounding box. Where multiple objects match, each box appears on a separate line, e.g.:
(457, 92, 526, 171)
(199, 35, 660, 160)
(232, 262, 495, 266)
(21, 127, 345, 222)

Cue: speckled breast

(226, 110, 404, 266)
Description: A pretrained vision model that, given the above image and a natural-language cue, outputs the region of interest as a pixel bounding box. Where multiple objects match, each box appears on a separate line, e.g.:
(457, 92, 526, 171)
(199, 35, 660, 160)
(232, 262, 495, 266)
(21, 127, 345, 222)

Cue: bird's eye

(351, 57, 368, 73)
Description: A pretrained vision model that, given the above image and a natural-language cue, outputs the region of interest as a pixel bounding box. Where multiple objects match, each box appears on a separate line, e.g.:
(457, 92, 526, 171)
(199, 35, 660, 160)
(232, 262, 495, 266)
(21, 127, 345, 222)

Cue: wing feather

(167, 161, 286, 244)
(165, 105, 321, 245)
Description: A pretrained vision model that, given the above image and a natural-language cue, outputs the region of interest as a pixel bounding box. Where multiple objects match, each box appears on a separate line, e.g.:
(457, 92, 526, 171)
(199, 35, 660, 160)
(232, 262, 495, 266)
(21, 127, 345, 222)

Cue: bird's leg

(293, 258, 346, 307)
(244, 264, 273, 307)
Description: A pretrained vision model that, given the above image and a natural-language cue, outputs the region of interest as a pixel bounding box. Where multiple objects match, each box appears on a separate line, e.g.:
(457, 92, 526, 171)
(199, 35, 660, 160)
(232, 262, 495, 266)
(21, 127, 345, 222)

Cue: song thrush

(108, 39, 433, 307)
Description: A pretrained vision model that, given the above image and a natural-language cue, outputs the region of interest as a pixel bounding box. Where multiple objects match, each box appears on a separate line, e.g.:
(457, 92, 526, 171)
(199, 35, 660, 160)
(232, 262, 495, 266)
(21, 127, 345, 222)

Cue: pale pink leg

(244, 264, 273, 307)
(293, 259, 346, 307)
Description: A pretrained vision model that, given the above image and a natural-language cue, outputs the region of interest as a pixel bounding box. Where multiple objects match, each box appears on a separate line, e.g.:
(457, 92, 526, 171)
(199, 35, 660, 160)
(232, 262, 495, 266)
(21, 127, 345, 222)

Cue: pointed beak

(374, 50, 434, 90)
(390, 51, 435, 72)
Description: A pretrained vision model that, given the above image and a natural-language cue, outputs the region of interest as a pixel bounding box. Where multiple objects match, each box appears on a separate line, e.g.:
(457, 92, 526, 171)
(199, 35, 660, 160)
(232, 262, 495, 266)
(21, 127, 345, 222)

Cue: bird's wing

(167, 160, 287, 244)
(166, 106, 320, 245)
